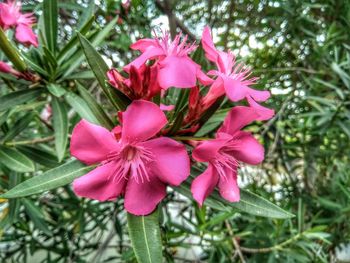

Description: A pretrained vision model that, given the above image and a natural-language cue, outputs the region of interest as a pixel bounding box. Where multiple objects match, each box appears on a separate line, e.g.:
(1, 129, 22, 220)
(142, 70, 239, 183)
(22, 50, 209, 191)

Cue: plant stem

(0, 27, 27, 72)
(5, 136, 55, 146)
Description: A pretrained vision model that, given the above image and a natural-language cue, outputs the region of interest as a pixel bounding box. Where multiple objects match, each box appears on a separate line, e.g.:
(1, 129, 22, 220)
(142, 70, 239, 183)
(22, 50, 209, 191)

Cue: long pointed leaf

(51, 97, 68, 162)
(0, 159, 93, 198)
(127, 209, 163, 263)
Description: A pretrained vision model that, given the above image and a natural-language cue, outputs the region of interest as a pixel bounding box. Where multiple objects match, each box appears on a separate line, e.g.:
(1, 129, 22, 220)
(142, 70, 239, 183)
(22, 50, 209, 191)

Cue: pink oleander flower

(191, 106, 264, 205)
(124, 32, 210, 89)
(201, 26, 274, 120)
(0, 0, 20, 28)
(70, 100, 190, 215)
(0, 0, 38, 47)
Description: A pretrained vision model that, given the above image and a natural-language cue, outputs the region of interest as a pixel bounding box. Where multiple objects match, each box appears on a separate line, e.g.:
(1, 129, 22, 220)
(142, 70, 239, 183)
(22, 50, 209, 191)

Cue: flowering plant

(0, 1, 293, 261)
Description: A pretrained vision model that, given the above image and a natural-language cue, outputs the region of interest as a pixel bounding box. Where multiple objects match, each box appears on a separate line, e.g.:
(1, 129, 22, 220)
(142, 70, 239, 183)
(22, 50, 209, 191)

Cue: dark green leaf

(51, 97, 68, 162)
(43, 0, 58, 53)
(0, 146, 35, 173)
(127, 209, 163, 263)
(0, 159, 93, 198)
(0, 88, 43, 112)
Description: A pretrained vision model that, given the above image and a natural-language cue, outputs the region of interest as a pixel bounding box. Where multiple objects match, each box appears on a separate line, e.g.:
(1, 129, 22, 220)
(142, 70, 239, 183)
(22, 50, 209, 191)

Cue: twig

(5, 135, 55, 146)
(155, 0, 196, 41)
(225, 221, 246, 263)
(240, 233, 303, 253)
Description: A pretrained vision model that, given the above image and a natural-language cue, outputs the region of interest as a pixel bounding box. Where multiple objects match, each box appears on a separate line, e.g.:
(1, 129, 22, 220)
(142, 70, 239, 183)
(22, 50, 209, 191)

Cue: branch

(155, 0, 196, 41)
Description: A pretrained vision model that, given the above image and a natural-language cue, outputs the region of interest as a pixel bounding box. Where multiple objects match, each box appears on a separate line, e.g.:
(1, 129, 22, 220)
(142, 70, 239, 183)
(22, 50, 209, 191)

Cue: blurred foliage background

(1, 0, 350, 262)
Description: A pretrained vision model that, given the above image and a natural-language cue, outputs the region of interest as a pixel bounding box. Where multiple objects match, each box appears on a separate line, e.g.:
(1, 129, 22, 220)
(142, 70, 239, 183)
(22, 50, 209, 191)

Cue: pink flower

(15, 23, 38, 47)
(124, 32, 207, 89)
(0, 1, 38, 47)
(201, 26, 274, 120)
(0, 61, 20, 77)
(191, 106, 264, 205)
(0, 0, 21, 29)
(70, 100, 190, 215)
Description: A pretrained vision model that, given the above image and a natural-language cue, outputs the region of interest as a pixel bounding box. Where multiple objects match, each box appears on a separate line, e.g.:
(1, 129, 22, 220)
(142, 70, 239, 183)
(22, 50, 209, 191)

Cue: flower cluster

(0, 0, 38, 47)
(70, 27, 274, 215)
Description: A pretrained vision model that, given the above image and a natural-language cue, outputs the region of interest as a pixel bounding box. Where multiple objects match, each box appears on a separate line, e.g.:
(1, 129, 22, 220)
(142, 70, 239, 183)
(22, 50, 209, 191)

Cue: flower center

(107, 144, 154, 184)
(212, 147, 239, 181)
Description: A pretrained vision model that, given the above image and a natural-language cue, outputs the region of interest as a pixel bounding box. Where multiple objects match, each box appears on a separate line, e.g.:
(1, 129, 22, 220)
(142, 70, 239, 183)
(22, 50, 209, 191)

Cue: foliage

(0, 0, 349, 262)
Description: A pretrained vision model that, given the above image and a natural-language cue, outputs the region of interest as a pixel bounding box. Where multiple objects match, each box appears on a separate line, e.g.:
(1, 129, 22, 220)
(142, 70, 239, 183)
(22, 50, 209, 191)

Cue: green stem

(4, 136, 55, 146)
(0, 27, 27, 72)
(171, 136, 211, 141)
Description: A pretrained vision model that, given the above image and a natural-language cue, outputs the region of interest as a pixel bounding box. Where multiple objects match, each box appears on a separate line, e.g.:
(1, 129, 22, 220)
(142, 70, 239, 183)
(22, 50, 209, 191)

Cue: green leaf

(0, 159, 93, 198)
(47, 83, 66, 97)
(43, 0, 58, 53)
(77, 32, 130, 111)
(63, 17, 118, 77)
(65, 92, 100, 124)
(51, 97, 68, 162)
(127, 209, 163, 263)
(57, 16, 94, 62)
(17, 146, 59, 168)
(2, 112, 34, 142)
(76, 82, 114, 129)
(0, 146, 35, 173)
(22, 198, 51, 235)
(174, 183, 294, 219)
(0, 88, 43, 112)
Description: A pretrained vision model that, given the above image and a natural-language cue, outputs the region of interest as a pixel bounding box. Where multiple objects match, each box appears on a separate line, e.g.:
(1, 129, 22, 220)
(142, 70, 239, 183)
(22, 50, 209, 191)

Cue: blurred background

(1, 0, 350, 262)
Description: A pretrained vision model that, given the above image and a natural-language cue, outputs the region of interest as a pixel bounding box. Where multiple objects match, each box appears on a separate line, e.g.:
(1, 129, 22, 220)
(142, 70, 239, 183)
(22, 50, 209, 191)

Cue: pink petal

(140, 137, 190, 186)
(197, 69, 214, 86)
(217, 166, 240, 202)
(191, 164, 219, 206)
(202, 78, 225, 108)
(218, 106, 259, 135)
(0, 2, 20, 28)
(70, 120, 120, 165)
(217, 51, 235, 75)
(158, 55, 198, 89)
(247, 87, 271, 102)
(121, 100, 167, 143)
(222, 75, 247, 102)
(231, 131, 264, 165)
(247, 96, 275, 121)
(15, 24, 38, 47)
(192, 137, 231, 162)
(73, 162, 127, 201)
(160, 104, 175, 111)
(130, 38, 158, 52)
(124, 174, 166, 215)
(124, 47, 164, 72)
(201, 26, 218, 63)
(0, 61, 13, 73)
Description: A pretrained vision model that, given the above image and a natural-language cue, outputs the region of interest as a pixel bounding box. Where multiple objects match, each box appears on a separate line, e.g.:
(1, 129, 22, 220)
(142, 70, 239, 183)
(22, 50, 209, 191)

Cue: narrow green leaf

(17, 146, 59, 168)
(0, 88, 43, 112)
(57, 16, 95, 62)
(51, 97, 68, 162)
(174, 183, 294, 219)
(127, 209, 163, 263)
(63, 17, 118, 77)
(22, 198, 52, 235)
(76, 82, 114, 129)
(0, 146, 35, 173)
(0, 159, 93, 198)
(8, 172, 21, 225)
(77, 32, 130, 110)
(65, 92, 100, 124)
(47, 83, 66, 97)
(43, 0, 58, 53)
(2, 112, 35, 142)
